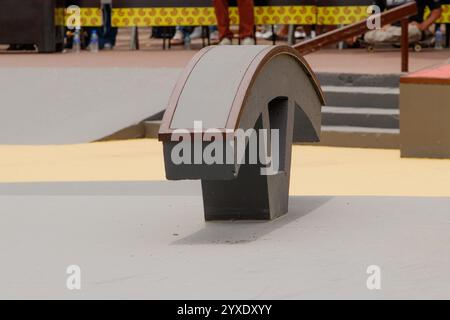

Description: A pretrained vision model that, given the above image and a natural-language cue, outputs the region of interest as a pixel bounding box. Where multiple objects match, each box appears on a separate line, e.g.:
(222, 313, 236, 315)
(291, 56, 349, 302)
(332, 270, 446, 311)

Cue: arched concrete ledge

(159, 45, 323, 139)
(158, 45, 324, 221)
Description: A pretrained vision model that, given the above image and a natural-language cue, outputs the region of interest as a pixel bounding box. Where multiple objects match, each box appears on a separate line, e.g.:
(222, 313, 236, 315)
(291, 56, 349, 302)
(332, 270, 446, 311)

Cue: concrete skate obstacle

(159, 45, 324, 221)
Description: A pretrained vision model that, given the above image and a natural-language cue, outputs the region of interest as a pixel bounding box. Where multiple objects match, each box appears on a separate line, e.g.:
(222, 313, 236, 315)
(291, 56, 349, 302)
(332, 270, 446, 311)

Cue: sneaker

(262, 30, 274, 40)
(190, 26, 203, 39)
(219, 37, 232, 45)
(295, 31, 306, 39)
(255, 31, 265, 39)
(171, 30, 184, 45)
(241, 37, 255, 45)
(103, 43, 113, 50)
(210, 30, 219, 42)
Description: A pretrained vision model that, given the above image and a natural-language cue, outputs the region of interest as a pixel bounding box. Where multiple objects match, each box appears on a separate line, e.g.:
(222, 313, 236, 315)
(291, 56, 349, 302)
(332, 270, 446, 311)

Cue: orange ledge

(400, 62, 450, 85)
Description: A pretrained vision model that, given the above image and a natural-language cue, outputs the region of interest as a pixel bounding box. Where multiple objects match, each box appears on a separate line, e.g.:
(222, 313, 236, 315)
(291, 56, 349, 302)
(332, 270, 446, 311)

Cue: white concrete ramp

(0, 68, 181, 144)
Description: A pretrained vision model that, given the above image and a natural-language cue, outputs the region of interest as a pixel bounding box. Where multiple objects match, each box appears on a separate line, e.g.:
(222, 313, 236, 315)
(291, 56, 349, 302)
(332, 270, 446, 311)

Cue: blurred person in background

(171, 25, 219, 46)
(256, 25, 289, 41)
(100, 0, 117, 49)
(213, 0, 255, 45)
(171, 26, 203, 45)
(365, 0, 442, 44)
(66, 0, 117, 50)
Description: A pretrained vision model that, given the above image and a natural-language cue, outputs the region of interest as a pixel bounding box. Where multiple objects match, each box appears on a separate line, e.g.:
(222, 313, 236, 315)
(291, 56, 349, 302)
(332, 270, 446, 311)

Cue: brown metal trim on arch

(158, 45, 324, 142)
(225, 45, 324, 131)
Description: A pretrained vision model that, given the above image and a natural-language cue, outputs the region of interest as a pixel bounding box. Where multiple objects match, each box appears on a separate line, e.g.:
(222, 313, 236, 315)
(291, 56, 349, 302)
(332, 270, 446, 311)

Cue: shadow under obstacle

(172, 196, 333, 245)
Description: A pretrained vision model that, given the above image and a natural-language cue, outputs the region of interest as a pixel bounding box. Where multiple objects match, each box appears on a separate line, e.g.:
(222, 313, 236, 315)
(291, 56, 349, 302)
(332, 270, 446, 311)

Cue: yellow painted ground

(1, 139, 450, 196)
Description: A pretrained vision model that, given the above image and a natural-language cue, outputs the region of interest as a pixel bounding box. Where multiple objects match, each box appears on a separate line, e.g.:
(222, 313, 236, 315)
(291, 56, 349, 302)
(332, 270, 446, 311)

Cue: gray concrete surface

(322, 106, 399, 129)
(0, 67, 407, 146)
(0, 68, 181, 144)
(317, 73, 401, 88)
(322, 85, 399, 109)
(0, 181, 449, 299)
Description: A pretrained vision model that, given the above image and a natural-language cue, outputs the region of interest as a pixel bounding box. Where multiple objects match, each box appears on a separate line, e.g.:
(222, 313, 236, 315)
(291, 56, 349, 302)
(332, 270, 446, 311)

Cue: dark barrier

(0, 0, 65, 52)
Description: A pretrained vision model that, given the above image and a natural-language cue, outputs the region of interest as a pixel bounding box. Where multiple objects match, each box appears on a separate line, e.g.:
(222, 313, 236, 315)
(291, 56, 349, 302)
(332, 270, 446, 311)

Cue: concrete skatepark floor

(2, 46, 449, 73)
(1, 140, 450, 299)
(1, 182, 450, 299)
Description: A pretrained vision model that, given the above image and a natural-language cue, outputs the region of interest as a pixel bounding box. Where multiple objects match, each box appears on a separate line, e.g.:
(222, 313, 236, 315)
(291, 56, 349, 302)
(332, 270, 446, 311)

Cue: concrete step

(322, 86, 399, 109)
(316, 72, 401, 88)
(308, 125, 399, 149)
(322, 106, 399, 129)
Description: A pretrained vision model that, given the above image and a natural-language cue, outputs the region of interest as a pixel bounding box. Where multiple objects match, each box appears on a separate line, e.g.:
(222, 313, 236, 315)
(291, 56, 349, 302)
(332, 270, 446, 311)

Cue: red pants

(213, 0, 255, 40)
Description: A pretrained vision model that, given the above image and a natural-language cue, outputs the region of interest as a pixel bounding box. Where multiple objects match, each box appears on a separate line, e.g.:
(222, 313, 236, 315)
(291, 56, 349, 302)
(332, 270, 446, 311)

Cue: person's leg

(237, 0, 255, 39)
(408, 24, 422, 43)
(446, 24, 450, 48)
(190, 26, 203, 39)
(110, 27, 118, 47)
(214, 0, 233, 40)
(181, 26, 193, 36)
(209, 25, 219, 42)
(103, 4, 118, 47)
(364, 26, 399, 43)
(171, 26, 185, 45)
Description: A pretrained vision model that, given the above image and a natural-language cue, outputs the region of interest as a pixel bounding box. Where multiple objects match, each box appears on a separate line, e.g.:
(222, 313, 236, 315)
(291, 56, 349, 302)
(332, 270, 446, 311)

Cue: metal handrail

(293, 2, 418, 72)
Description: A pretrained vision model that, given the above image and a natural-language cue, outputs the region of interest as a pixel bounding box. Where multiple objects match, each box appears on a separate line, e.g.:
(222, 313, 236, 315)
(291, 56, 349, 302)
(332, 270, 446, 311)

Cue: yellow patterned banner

(55, 7, 103, 27)
(77, 8, 103, 26)
(317, 6, 368, 25)
(61, 4, 450, 28)
(111, 6, 317, 27)
(318, 5, 450, 25)
(425, 5, 450, 23)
